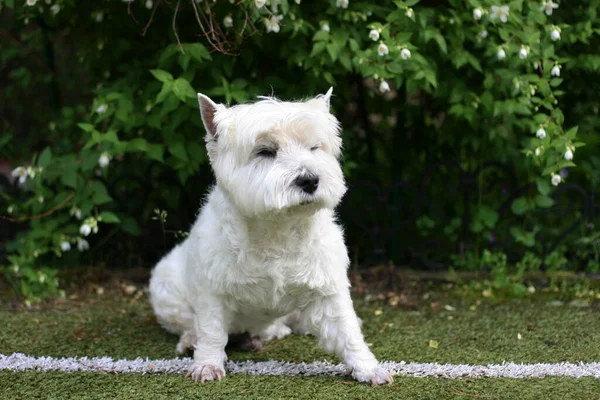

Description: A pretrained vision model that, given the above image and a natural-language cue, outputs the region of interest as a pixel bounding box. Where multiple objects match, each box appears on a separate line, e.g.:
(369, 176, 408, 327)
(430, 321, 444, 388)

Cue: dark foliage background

(1, 0, 599, 300)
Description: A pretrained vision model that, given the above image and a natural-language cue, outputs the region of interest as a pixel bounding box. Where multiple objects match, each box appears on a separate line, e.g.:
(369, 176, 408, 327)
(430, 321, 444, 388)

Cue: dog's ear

(197, 93, 222, 138)
(321, 87, 333, 110)
(311, 87, 333, 111)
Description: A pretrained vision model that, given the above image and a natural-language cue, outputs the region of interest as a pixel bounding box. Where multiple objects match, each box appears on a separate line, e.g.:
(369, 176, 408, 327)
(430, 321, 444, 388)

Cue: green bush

(1, 0, 599, 301)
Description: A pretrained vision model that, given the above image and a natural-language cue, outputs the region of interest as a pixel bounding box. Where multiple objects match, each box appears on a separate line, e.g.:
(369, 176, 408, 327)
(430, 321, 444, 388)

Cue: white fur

(148, 88, 392, 385)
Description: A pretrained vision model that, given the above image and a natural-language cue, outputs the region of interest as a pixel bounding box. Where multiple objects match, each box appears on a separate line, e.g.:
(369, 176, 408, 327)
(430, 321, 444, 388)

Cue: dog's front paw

(352, 366, 394, 386)
(186, 363, 225, 383)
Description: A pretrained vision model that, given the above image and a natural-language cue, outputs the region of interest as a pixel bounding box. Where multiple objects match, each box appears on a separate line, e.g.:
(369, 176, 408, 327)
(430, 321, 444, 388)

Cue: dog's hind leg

(149, 246, 195, 348)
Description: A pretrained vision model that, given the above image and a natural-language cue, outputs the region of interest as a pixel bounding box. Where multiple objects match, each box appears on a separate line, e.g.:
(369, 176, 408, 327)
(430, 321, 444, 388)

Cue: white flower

(535, 147, 542, 156)
(26, 0, 37, 6)
(95, 104, 108, 114)
(536, 127, 546, 139)
(473, 8, 483, 20)
(490, 5, 509, 23)
(223, 16, 233, 28)
(519, 47, 528, 60)
(497, 48, 506, 60)
(60, 241, 71, 252)
(7, 206, 13, 214)
(551, 65, 561, 77)
(75, 209, 82, 220)
(98, 153, 110, 168)
(255, 0, 266, 8)
(77, 238, 90, 252)
(321, 23, 330, 32)
(564, 149, 573, 161)
(145, 0, 153, 9)
(265, 16, 282, 33)
(94, 12, 104, 22)
(541, 1, 559, 16)
(38, 196, 44, 203)
(11, 167, 28, 184)
(550, 29, 560, 41)
(50, 4, 60, 14)
(369, 29, 380, 41)
(336, 0, 349, 9)
(551, 174, 562, 186)
(39, 274, 45, 284)
(377, 43, 389, 56)
(405, 8, 413, 18)
(80, 224, 92, 236)
(479, 30, 488, 39)
(379, 80, 390, 93)
(26, 166, 37, 179)
(400, 48, 411, 60)
(295, 0, 301, 3)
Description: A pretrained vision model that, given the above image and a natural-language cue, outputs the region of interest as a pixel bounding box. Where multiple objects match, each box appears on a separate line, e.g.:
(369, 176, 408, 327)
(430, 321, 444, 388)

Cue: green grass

(1, 290, 599, 399)
(1, 372, 600, 400)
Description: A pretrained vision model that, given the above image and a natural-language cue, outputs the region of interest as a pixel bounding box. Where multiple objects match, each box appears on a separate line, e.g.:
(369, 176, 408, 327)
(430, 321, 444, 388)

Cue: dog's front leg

(187, 301, 230, 383)
(307, 291, 393, 385)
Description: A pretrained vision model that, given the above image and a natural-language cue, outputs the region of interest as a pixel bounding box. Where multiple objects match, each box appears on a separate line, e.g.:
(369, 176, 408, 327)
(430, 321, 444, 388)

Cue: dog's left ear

(197, 93, 224, 138)
(321, 87, 334, 110)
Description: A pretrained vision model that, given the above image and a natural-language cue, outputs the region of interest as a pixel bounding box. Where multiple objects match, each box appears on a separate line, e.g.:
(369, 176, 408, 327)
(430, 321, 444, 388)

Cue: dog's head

(197, 88, 347, 217)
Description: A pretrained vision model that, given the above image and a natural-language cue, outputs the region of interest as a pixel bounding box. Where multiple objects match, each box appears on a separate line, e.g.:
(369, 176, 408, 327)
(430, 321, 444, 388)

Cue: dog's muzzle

(294, 173, 319, 195)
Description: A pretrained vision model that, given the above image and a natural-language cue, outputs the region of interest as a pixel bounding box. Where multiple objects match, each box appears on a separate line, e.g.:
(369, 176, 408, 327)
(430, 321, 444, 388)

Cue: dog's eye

(257, 147, 277, 158)
(310, 145, 321, 152)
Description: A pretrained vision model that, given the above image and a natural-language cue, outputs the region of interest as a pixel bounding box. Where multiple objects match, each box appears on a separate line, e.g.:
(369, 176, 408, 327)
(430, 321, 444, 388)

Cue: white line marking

(1, 353, 599, 378)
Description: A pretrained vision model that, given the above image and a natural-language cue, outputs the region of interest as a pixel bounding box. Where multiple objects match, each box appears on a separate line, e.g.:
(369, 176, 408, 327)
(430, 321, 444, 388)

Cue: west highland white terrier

(148, 88, 393, 385)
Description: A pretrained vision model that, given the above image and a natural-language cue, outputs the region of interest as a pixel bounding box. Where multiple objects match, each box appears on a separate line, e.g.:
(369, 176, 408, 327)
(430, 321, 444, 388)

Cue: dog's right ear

(197, 93, 221, 138)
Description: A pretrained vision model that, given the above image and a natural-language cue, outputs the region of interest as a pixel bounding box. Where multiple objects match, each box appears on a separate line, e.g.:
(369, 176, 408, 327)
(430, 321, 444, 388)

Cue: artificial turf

(1, 286, 599, 399)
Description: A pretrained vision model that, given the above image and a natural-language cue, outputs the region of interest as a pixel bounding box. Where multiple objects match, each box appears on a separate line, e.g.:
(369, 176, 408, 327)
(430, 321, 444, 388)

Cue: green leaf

(147, 144, 165, 162)
(184, 43, 211, 62)
(511, 197, 529, 215)
(433, 33, 447, 54)
(536, 177, 551, 196)
(310, 42, 326, 57)
(77, 123, 95, 133)
(173, 78, 196, 101)
(533, 113, 548, 124)
(91, 181, 113, 205)
(61, 169, 77, 189)
(127, 138, 149, 152)
(156, 81, 174, 104)
(313, 30, 330, 42)
(150, 69, 174, 83)
(169, 143, 189, 161)
(99, 211, 120, 224)
(121, 216, 141, 236)
(535, 194, 554, 208)
(564, 126, 578, 140)
(326, 43, 338, 62)
(38, 148, 52, 168)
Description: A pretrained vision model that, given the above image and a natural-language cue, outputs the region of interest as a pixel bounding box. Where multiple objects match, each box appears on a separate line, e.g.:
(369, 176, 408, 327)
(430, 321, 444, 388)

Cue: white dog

(148, 88, 393, 386)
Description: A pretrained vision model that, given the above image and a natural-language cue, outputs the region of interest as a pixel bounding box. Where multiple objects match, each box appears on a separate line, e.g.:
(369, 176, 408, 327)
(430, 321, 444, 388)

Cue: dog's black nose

(295, 174, 319, 194)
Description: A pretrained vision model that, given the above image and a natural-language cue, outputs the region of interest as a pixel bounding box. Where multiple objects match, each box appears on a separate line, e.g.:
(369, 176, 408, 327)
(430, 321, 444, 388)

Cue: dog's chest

(219, 247, 329, 315)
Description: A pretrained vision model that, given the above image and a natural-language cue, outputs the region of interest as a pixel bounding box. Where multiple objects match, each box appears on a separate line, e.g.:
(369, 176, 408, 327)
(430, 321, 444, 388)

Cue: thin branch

(0, 193, 74, 223)
(127, 1, 139, 25)
(142, 0, 162, 36)
(172, 0, 184, 53)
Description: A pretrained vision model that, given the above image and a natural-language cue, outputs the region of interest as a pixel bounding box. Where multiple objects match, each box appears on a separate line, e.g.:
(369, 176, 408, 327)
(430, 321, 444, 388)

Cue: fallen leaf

(374, 310, 383, 316)
(517, 332, 522, 340)
(444, 305, 456, 311)
(429, 339, 439, 349)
